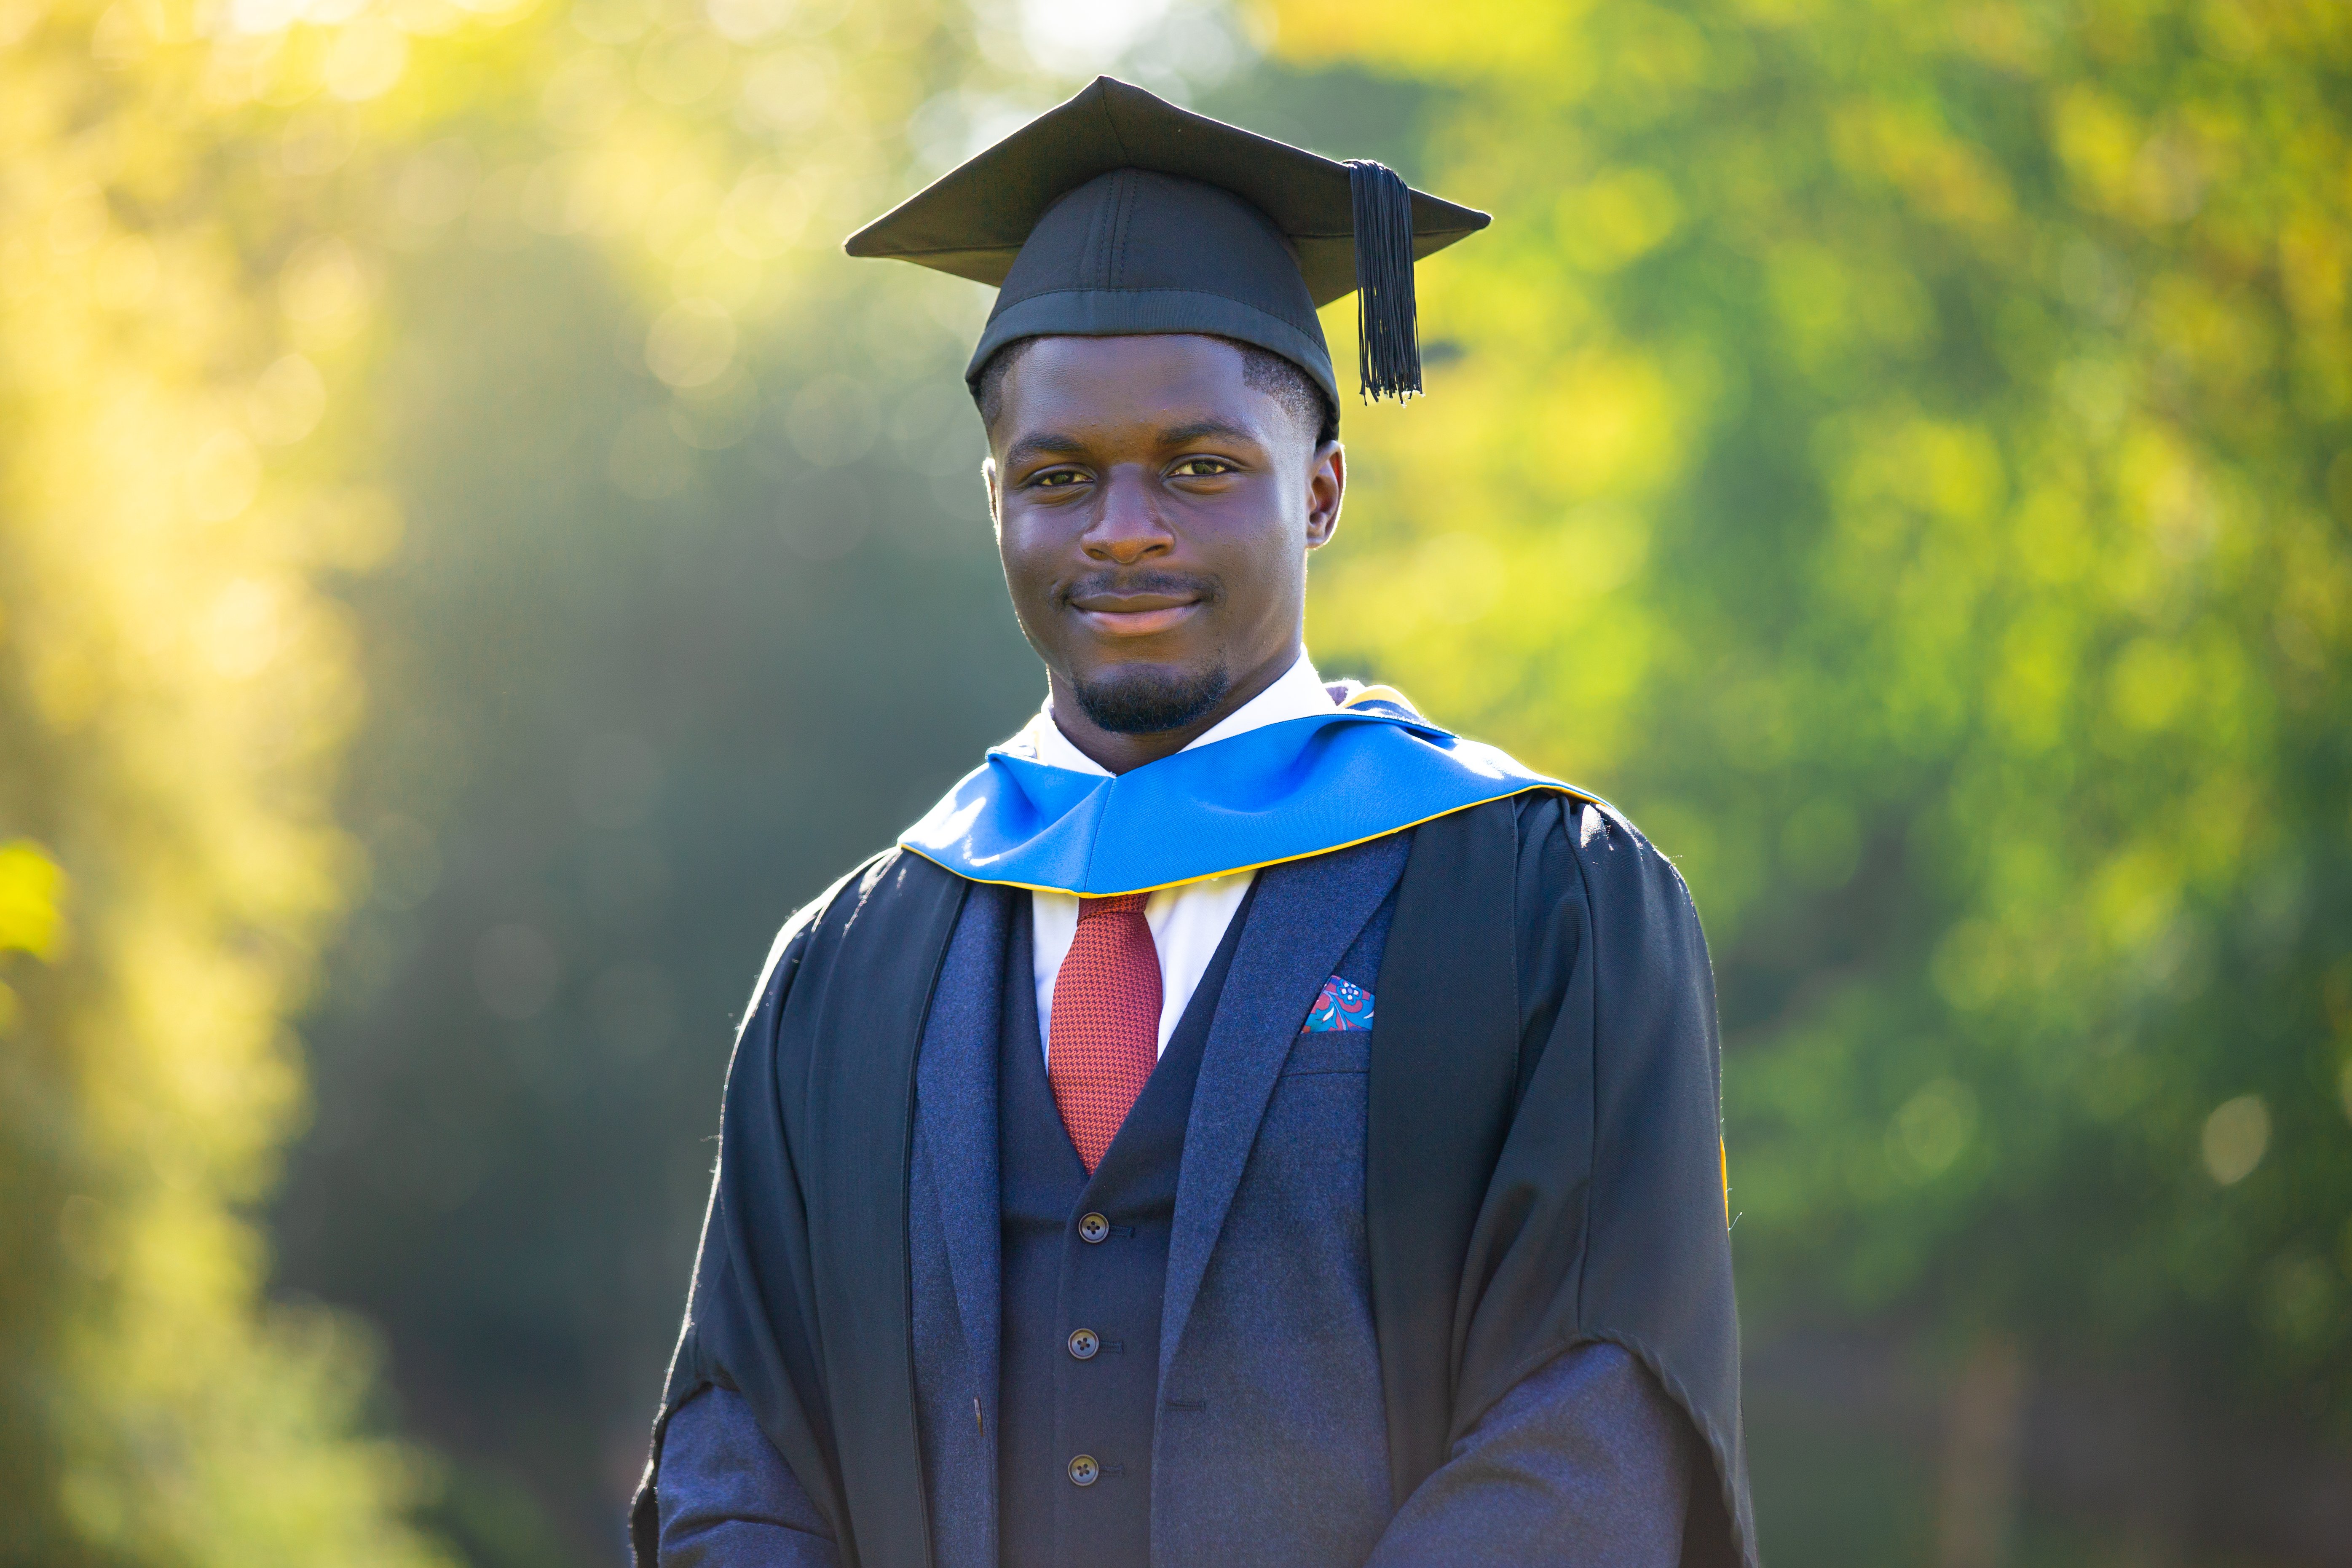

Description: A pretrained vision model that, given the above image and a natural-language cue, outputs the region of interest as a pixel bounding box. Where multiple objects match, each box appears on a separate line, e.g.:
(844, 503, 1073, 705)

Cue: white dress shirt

(1011, 651, 1337, 1064)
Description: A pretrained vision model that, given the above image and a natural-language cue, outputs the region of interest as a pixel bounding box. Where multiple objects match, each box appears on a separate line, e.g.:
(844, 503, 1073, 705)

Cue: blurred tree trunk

(2120, 1379, 2189, 1568)
(1937, 1337, 2026, 1568)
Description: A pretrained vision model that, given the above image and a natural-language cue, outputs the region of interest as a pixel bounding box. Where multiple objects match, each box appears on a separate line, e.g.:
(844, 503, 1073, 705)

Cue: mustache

(1058, 569, 1222, 606)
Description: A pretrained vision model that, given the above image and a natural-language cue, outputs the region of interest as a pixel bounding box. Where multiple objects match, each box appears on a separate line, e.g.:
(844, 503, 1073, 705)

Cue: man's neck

(1047, 644, 1302, 775)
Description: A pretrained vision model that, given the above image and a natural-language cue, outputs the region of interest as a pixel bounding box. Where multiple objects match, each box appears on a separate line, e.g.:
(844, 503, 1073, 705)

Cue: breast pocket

(1252, 978, 1375, 1255)
(1284, 973, 1375, 1075)
(1281, 1032, 1372, 1076)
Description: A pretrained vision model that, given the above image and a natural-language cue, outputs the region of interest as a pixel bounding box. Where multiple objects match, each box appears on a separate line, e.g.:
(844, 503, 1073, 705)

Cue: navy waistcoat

(996, 890, 1252, 1568)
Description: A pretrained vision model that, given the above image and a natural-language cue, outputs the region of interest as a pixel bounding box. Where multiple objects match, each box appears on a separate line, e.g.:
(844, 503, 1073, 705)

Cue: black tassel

(1346, 159, 1421, 402)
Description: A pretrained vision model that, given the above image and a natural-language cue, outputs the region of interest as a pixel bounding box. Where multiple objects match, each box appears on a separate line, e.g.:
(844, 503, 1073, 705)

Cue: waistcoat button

(1068, 1454, 1101, 1486)
(1078, 1212, 1110, 1244)
(1068, 1328, 1100, 1359)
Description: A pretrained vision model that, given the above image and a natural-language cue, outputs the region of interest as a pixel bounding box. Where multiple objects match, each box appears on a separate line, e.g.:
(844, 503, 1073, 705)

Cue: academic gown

(631, 790, 1756, 1568)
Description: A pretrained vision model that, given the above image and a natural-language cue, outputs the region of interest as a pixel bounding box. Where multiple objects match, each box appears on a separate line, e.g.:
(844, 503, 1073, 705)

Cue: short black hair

(973, 335, 1338, 447)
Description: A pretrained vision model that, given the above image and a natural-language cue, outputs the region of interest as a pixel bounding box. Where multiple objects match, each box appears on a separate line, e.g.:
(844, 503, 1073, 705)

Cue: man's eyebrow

(1004, 432, 1087, 467)
(1003, 419, 1261, 467)
(1158, 419, 1258, 447)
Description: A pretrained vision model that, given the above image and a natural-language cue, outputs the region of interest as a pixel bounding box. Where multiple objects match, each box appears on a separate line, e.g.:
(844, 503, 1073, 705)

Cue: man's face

(985, 334, 1344, 748)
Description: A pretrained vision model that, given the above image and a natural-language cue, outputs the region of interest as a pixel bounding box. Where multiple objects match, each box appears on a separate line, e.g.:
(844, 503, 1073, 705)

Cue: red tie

(1047, 893, 1162, 1174)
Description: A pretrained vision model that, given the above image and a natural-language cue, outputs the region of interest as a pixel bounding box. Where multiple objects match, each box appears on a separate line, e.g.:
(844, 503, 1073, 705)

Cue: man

(633, 78, 1754, 1568)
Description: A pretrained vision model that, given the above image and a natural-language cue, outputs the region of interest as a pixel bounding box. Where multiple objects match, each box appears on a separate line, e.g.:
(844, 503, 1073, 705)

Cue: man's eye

(1171, 457, 1235, 477)
(1031, 469, 1088, 488)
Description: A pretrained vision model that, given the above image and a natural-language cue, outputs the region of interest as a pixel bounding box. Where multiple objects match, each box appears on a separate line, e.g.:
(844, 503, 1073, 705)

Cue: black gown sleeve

(656, 1385, 839, 1566)
(630, 869, 857, 1568)
(1366, 1337, 1694, 1565)
(1451, 793, 1754, 1566)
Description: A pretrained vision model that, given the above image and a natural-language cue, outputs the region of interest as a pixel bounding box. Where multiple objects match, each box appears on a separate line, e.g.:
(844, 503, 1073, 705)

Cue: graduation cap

(844, 76, 1490, 418)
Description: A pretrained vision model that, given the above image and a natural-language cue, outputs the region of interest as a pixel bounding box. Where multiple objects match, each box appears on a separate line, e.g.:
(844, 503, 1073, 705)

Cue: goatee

(1069, 664, 1232, 735)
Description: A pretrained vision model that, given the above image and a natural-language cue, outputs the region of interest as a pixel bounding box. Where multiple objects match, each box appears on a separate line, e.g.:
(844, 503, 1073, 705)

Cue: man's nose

(1082, 467, 1173, 563)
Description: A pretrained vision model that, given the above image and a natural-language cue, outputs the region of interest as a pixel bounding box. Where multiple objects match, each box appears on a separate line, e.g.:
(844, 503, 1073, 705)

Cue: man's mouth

(1068, 590, 1204, 637)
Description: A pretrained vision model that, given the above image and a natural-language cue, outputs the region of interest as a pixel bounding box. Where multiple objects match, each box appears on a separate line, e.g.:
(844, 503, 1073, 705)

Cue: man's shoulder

(1510, 786, 1651, 860)
(740, 844, 959, 1021)
(1509, 788, 1702, 925)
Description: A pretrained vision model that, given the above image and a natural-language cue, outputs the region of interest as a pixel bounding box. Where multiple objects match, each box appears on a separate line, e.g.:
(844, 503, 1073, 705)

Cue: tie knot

(1078, 892, 1151, 921)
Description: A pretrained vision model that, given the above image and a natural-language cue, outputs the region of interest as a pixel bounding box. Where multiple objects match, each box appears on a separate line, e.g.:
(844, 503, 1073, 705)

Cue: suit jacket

(638, 797, 1755, 1568)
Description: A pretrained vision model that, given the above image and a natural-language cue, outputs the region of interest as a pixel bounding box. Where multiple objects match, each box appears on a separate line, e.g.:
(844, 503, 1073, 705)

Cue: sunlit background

(3, 0, 2349, 1563)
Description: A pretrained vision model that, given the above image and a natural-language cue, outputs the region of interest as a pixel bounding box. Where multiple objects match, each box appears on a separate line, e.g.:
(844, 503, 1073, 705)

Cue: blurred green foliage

(2, 1, 453, 1562)
(7, 0, 1045, 1557)
(6, 0, 2349, 1562)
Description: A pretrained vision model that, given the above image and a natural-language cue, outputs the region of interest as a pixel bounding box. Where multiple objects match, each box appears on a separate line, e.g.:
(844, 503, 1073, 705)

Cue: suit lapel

(1158, 833, 1413, 1383)
(913, 880, 1007, 1430)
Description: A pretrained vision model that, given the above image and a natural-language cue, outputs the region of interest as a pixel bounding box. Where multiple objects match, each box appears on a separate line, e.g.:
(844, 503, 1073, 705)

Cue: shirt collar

(1010, 650, 1333, 778)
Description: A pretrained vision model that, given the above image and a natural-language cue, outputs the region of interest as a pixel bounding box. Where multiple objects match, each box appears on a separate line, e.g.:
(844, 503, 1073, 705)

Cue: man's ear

(982, 457, 1001, 528)
(1304, 440, 1345, 550)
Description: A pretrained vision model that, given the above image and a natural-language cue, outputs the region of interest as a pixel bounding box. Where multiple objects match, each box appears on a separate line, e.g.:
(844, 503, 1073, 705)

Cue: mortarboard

(844, 76, 1491, 417)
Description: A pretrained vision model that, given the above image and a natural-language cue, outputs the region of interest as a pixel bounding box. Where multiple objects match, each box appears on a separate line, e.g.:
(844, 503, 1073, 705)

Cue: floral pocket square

(1302, 976, 1374, 1032)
